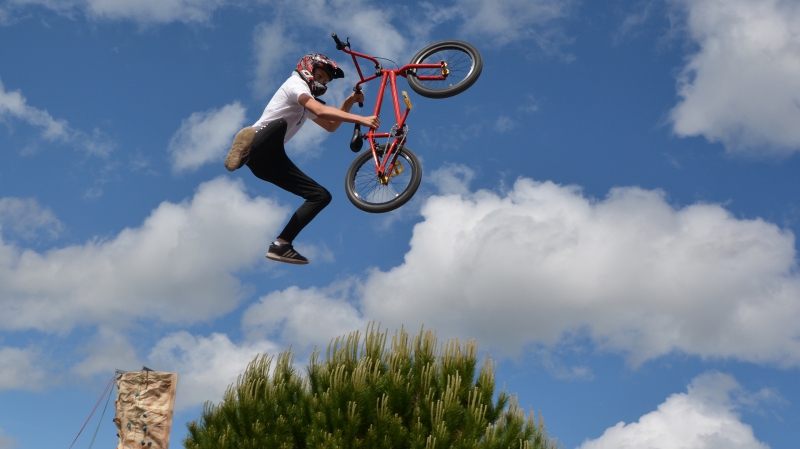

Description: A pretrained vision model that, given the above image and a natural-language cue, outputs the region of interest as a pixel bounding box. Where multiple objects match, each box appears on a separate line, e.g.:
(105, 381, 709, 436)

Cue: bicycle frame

(336, 39, 447, 183)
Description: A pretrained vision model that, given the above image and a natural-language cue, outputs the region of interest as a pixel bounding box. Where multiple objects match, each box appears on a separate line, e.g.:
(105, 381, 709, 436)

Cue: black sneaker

(266, 243, 309, 265)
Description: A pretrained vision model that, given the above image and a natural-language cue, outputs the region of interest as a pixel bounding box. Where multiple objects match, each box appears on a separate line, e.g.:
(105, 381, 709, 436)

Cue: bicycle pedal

(402, 91, 412, 110)
(391, 160, 405, 177)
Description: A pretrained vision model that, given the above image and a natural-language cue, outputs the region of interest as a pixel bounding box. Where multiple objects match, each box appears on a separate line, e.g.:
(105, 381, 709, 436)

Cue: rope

(67, 374, 118, 449)
(88, 382, 115, 449)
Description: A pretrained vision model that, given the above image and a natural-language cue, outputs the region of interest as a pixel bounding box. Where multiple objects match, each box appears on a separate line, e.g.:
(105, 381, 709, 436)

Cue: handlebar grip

(332, 33, 345, 50)
(354, 85, 363, 108)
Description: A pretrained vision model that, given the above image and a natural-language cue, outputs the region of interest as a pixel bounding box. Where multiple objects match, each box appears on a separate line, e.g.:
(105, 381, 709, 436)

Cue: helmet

(296, 54, 344, 97)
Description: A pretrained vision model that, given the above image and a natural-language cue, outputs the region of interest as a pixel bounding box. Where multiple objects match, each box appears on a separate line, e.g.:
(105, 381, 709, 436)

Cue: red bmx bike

(332, 33, 482, 213)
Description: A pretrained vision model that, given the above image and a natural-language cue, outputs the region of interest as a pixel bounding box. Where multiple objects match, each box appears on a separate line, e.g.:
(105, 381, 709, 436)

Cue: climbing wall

(114, 370, 178, 449)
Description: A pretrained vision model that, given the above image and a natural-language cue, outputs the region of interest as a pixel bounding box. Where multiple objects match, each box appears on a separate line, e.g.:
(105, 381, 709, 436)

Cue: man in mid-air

(225, 54, 379, 265)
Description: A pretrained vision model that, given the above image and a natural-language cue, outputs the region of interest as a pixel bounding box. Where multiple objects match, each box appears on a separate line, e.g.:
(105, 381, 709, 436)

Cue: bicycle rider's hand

(361, 115, 380, 129)
(348, 91, 365, 105)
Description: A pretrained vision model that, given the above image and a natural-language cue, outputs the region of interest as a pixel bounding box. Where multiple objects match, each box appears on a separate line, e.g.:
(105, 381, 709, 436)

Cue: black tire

(345, 144, 422, 213)
(407, 40, 482, 99)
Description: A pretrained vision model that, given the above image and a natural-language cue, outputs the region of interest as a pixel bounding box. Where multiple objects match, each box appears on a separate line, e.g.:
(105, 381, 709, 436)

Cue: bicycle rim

(408, 41, 481, 98)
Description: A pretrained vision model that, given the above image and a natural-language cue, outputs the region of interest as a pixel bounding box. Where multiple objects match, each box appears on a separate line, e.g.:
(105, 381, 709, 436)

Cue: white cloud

(0, 428, 16, 449)
(84, 0, 229, 23)
(0, 197, 63, 241)
(5, 0, 230, 24)
(242, 282, 366, 352)
(669, 0, 800, 155)
(0, 346, 46, 391)
(284, 0, 409, 60)
(453, 0, 574, 48)
(0, 78, 71, 141)
(0, 176, 288, 333)
(578, 372, 770, 449)
(6, 0, 573, 56)
(71, 328, 142, 378)
(252, 0, 414, 64)
(429, 163, 476, 196)
(169, 102, 247, 173)
(147, 331, 281, 409)
(360, 178, 800, 365)
(245, 176, 800, 366)
(262, 0, 574, 63)
(0, 78, 112, 156)
(252, 21, 301, 98)
(614, 1, 656, 43)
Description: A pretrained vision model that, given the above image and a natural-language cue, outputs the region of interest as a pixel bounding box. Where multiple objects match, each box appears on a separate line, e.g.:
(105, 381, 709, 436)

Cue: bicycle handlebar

(332, 33, 347, 50)
(333, 33, 362, 107)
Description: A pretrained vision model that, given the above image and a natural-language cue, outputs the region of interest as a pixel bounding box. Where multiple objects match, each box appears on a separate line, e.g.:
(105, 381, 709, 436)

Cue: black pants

(246, 118, 332, 243)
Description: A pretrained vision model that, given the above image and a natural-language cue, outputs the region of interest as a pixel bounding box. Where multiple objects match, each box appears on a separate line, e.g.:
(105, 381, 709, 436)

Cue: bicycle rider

(225, 54, 380, 264)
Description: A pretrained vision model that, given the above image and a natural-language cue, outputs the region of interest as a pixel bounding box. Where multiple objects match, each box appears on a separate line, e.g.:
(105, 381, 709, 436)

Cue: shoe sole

(266, 252, 309, 265)
(225, 127, 256, 171)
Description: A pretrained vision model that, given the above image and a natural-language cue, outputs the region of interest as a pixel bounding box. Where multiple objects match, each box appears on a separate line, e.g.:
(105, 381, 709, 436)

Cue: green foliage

(184, 324, 561, 449)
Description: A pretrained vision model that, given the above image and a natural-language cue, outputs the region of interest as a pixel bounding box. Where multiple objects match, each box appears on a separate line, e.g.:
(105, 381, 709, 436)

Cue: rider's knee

(322, 188, 333, 206)
(306, 186, 333, 207)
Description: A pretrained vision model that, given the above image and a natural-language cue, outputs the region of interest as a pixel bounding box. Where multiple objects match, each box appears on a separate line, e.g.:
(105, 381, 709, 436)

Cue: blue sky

(1, 0, 799, 448)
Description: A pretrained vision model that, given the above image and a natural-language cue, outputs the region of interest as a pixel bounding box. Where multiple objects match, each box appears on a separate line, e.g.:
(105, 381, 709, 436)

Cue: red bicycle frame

(336, 38, 447, 182)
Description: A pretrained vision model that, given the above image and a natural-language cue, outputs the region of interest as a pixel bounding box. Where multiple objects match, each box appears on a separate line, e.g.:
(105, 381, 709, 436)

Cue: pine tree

(184, 324, 561, 449)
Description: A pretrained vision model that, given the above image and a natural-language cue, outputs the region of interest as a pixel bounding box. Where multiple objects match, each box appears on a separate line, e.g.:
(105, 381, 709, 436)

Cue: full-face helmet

(296, 54, 345, 97)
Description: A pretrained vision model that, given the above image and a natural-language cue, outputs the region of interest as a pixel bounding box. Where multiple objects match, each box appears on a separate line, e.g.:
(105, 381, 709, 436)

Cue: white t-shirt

(252, 72, 319, 143)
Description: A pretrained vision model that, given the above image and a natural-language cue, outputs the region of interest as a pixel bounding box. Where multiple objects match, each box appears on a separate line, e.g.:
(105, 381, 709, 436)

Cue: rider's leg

(246, 118, 332, 243)
(247, 118, 287, 163)
(271, 165, 332, 242)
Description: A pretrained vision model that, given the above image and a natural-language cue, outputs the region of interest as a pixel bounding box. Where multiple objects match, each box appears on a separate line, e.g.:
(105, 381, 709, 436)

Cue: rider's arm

(299, 93, 379, 132)
(310, 95, 356, 132)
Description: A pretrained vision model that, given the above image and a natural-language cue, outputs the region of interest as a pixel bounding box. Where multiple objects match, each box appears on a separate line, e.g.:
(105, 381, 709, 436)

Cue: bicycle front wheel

(407, 40, 482, 99)
(345, 145, 422, 213)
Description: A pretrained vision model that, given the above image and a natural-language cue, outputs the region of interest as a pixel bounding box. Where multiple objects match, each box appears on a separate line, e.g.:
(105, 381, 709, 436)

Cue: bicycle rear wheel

(345, 144, 422, 213)
(407, 40, 482, 99)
